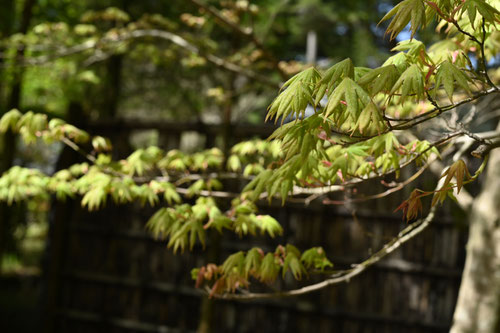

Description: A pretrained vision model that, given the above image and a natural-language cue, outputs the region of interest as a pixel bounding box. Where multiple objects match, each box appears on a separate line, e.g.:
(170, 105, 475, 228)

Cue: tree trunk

(450, 133, 500, 333)
(0, 0, 35, 273)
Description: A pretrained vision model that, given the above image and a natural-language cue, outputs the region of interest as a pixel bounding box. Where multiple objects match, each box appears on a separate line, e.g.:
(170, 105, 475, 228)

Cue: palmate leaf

(244, 248, 263, 278)
(438, 159, 472, 194)
(125, 146, 163, 176)
(233, 215, 258, 236)
(259, 253, 280, 283)
(395, 189, 424, 221)
(389, 64, 425, 101)
(0, 109, 22, 132)
(357, 65, 400, 96)
(383, 52, 410, 73)
(168, 219, 205, 252)
(434, 60, 472, 101)
(314, 58, 355, 105)
(301, 247, 333, 271)
(163, 183, 182, 205)
(391, 39, 433, 66)
(134, 184, 159, 206)
(324, 78, 371, 124)
(253, 215, 283, 238)
(354, 102, 386, 134)
(81, 187, 107, 211)
(282, 246, 306, 280)
(0, 167, 50, 204)
(266, 67, 321, 123)
(92, 136, 112, 152)
(428, 39, 468, 65)
(195, 244, 335, 294)
(380, 0, 426, 40)
(226, 155, 241, 172)
(222, 251, 245, 276)
(460, 0, 500, 27)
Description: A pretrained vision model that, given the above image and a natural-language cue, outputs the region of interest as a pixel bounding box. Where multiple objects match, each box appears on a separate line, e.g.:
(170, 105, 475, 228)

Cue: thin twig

(479, 18, 497, 89)
(450, 18, 496, 89)
(214, 206, 437, 300)
(3, 29, 281, 88)
(322, 156, 435, 205)
(186, 0, 287, 79)
(393, 88, 500, 130)
(61, 137, 96, 163)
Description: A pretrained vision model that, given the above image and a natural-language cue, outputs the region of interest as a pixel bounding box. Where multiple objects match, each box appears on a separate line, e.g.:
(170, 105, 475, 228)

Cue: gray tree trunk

(450, 138, 500, 333)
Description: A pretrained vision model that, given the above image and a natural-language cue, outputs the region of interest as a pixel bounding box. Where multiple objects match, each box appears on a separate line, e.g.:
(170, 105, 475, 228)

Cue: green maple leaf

(434, 60, 472, 101)
(259, 253, 279, 283)
(389, 64, 425, 101)
(460, 0, 500, 27)
(324, 78, 370, 123)
(314, 58, 355, 105)
(266, 67, 321, 123)
(222, 251, 245, 275)
(301, 247, 334, 271)
(0, 109, 22, 132)
(357, 65, 400, 96)
(253, 215, 283, 238)
(380, 0, 426, 40)
(244, 248, 263, 277)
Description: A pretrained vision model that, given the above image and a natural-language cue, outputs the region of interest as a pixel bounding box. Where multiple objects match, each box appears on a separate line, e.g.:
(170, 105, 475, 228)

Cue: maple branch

(60, 137, 96, 164)
(186, 0, 287, 79)
(403, 132, 474, 211)
(213, 206, 437, 300)
(291, 184, 344, 195)
(471, 140, 500, 159)
(479, 18, 497, 90)
(175, 187, 240, 199)
(450, 16, 498, 89)
(447, 17, 496, 89)
(451, 19, 480, 45)
(187, 0, 254, 40)
(271, 130, 463, 204)
(322, 156, 434, 205)
(333, 91, 499, 148)
(107, 29, 280, 88)
(3, 29, 280, 88)
(391, 87, 500, 129)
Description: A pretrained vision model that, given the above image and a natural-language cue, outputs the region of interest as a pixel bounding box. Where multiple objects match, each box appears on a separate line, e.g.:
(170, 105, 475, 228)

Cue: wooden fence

(42, 120, 466, 333)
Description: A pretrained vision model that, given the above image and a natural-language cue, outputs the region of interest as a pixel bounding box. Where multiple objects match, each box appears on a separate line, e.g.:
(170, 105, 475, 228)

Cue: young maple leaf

(209, 277, 226, 298)
(439, 159, 471, 194)
(433, 61, 472, 102)
(395, 189, 424, 221)
(380, 0, 426, 40)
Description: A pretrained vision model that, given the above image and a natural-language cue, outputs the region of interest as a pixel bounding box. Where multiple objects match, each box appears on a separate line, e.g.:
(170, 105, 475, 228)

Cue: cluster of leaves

(382, 0, 500, 40)
(266, 37, 480, 127)
(0, 109, 285, 208)
(242, 0, 500, 210)
(227, 139, 283, 175)
(0, 107, 338, 293)
(244, 116, 439, 203)
(0, 167, 51, 204)
(0, 109, 89, 144)
(395, 158, 487, 220)
(193, 245, 333, 296)
(146, 197, 283, 253)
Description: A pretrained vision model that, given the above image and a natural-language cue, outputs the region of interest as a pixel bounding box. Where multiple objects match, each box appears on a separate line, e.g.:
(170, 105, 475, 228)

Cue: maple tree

(1, 1, 500, 332)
